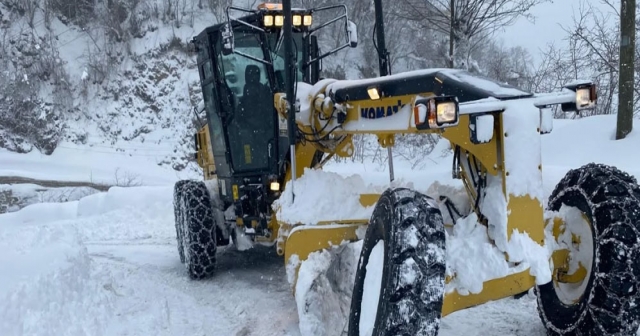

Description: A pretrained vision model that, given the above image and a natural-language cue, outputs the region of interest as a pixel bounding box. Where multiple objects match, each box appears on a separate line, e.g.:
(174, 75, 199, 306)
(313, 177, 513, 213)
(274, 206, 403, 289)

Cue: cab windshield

(264, 32, 305, 90)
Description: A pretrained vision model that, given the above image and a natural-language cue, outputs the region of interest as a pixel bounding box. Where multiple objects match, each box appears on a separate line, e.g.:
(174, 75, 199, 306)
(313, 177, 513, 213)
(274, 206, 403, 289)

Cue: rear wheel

(348, 188, 446, 336)
(537, 163, 640, 335)
(174, 180, 218, 279)
(173, 180, 188, 263)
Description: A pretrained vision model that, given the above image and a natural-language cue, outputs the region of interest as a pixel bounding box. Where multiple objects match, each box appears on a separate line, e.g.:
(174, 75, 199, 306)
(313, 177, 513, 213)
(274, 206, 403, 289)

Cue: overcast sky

(497, 0, 617, 64)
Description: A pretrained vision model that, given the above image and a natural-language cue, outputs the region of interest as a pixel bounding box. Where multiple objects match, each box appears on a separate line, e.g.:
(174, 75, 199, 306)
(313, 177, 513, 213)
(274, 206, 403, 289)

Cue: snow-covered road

(1, 184, 553, 336)
(89, 243, 299, 336)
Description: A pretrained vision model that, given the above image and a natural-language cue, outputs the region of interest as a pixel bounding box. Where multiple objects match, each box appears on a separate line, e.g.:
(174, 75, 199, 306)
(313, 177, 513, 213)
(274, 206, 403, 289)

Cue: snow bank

(0, 221, 112, 335)
(0, 147, 195, 186)
(0, 183, 100, 214)
(274, 168, 376, 224)
(0, 186, 171, 225)
(0, 201, 80, 226)
(77, 186, 172, 218)
(0, 184, 179, 335)
(1, 186, 175, 243)
(542, 114, 640, 189)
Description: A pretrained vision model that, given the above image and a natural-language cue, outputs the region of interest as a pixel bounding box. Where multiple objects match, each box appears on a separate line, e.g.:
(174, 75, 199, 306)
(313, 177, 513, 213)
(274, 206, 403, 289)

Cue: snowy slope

(0, 0, 220, 175)
(0, 114, 638, 336)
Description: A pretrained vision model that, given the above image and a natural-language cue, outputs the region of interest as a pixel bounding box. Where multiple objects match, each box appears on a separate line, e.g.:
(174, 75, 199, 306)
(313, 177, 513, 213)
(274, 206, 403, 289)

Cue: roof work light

(257, 3, 313, 30)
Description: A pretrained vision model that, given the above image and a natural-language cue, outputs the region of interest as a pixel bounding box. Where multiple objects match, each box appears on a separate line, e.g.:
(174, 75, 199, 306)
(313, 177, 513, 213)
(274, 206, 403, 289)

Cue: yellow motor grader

(174, 1, 640, 335)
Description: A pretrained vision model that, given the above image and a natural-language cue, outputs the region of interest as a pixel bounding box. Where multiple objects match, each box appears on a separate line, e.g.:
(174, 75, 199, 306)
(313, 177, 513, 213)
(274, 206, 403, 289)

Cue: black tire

(174, 180, 217, 279)
(536, 163, 640, 335)
(173, 180, 188, 263)
(348, 188, 446, 336)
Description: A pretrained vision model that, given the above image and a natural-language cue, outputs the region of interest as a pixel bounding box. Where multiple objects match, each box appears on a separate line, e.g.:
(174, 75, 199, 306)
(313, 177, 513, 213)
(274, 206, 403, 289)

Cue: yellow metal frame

(194, 79, 585, 319)
(273, 97, 565, 317)
(196, 124, 216, 180)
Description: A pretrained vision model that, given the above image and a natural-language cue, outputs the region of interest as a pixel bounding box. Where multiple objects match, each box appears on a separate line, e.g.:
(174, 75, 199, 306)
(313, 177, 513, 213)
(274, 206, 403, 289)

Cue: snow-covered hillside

(1, 114, 638, 335)
(0, 0, 222, 174)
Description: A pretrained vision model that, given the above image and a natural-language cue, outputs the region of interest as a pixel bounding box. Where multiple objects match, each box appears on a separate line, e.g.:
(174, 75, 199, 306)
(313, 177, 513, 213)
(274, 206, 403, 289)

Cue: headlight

(303, 15, 313, 26)
(293, 15, 302, 26)
(263, 15, 274, 27)
(413, 96, 459, 130)
(436, 101, 457, 124)
(270, 181, 280, 191)
(274, 15, 284, 27)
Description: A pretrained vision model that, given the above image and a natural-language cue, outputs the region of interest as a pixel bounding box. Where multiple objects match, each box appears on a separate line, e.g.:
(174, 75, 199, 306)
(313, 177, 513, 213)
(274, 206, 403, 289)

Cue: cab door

(215, 26, 277, 175)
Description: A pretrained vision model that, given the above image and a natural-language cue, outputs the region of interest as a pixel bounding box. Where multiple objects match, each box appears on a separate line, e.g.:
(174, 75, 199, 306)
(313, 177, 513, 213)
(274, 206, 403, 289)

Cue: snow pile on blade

(0, 220, 112, 335)
(294, 242, 363, 336)
(273, 168, 378, 225)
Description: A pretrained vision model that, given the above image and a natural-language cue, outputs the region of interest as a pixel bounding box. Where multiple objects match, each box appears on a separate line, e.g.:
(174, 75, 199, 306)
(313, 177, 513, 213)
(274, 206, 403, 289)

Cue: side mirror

(188, 39, 199, 53)
(469, 114, 494, 144)
(221, 23, 234, 56)
(347, 21, 358, 48)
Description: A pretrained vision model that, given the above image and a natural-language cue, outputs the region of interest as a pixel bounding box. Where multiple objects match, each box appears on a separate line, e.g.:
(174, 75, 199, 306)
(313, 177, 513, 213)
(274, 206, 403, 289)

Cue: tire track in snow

(88, 243, 300, 336)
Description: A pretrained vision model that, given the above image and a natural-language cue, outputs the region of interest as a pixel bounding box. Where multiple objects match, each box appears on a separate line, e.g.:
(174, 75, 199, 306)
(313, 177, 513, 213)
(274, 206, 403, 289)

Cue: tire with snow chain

(348, 188, 446, 336)
(173, 180, 188, 263)
(174, 180, 217, 279)
(536, 163, 640, 336)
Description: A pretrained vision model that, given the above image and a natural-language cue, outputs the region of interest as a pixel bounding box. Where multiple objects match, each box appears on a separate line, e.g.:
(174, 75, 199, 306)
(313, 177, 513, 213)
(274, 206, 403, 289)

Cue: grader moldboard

(173, 1, 640, 335)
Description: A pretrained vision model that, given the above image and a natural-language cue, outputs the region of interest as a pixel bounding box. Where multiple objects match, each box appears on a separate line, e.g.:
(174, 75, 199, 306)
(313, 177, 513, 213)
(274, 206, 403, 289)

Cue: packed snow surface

(1, 114, 639, 336)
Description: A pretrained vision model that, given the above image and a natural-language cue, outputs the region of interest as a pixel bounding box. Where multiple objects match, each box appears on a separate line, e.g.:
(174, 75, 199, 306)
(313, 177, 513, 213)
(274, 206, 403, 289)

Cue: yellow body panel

(441, 114, 499, 175)
(506, 195, 545, 244)
(196, 124, 216, 180)
(442, 269, 535, 317)
(359, 194, 381, 207)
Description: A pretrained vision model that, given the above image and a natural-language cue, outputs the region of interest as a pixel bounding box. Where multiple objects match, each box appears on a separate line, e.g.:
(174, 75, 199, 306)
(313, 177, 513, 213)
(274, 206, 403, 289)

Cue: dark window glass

(203, 82, 225, 155)
(216, 28, 275, 172)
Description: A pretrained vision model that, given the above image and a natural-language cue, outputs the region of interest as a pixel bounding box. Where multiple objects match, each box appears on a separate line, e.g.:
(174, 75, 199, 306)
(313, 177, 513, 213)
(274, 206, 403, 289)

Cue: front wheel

(174, 180, 218, 279)
(348, 188, 446, 336)
(537, 163, 640, 335)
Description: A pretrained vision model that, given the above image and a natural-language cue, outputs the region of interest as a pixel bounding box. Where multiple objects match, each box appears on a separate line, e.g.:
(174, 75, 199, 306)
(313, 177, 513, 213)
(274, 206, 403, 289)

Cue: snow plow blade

(282, 193, 378, 286)
(284, 220, 367, 289)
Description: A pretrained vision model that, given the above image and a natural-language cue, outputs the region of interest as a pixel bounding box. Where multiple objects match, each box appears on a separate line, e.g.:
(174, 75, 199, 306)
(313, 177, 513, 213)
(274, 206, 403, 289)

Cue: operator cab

(191, 3, 357, 225)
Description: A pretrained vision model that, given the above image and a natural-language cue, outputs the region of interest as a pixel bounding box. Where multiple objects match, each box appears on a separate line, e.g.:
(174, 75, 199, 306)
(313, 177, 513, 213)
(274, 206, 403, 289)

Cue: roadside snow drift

(0, 220, 112, 335)
(0, 186, 174, 336)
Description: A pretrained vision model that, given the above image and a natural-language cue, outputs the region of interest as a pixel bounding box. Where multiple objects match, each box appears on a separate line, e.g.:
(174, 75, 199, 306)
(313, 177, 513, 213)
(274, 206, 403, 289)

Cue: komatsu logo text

(361, 100, 404, 119)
